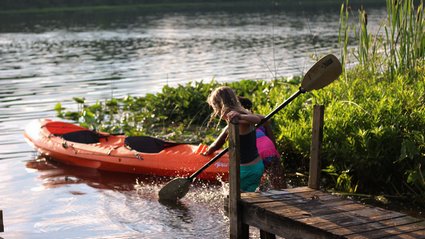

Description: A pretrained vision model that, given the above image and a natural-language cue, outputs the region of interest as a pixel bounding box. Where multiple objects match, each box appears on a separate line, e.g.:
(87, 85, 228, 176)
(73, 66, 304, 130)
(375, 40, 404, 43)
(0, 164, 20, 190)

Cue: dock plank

(383, 229, 425, 239)
(346, 220, 425, 238)
(241, 202, 344, 239)
(333, 216, 424, 237)
(298, 208, 406, 231)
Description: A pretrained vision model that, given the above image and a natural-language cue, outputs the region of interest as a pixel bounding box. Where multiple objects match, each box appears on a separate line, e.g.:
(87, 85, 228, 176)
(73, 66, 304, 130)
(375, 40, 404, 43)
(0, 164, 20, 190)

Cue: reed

(339, 0, 424, 79)
(385, 0, 424, 78)
(338, 0, 351, 73)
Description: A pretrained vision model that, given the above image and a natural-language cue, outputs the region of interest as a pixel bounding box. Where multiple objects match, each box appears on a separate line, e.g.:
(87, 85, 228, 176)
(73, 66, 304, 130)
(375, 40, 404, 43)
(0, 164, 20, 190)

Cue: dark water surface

(0, 5, 387, 238)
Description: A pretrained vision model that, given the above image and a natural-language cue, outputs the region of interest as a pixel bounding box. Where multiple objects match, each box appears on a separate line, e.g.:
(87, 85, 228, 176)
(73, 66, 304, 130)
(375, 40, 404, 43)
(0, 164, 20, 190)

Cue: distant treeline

(0, 0, 385, 12)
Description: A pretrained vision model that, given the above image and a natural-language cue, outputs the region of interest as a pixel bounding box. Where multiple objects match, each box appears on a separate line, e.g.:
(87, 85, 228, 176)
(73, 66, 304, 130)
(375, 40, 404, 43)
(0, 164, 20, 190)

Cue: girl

(205, 96, 285, 190)
(206, 86, 264, 192)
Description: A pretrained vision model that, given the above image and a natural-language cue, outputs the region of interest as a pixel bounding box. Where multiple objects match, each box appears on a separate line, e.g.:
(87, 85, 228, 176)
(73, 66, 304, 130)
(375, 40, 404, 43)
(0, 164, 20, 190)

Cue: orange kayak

(24, 119, 229, 181)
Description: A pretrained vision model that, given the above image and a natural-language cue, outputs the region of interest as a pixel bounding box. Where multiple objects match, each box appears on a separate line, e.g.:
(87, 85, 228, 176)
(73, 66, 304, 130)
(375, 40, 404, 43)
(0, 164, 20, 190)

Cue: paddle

(158, 54, 342, 202)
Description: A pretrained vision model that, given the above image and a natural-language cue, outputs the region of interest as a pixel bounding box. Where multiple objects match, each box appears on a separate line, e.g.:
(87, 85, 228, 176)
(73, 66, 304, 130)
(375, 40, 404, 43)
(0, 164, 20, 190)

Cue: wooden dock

(241, 187, 425, 239)
(226, 105, 425, 239)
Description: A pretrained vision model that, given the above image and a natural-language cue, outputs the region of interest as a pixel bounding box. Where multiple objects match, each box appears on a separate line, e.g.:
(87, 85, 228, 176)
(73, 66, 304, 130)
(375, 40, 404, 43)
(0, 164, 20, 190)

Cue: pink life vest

(255, 128, 280, 159)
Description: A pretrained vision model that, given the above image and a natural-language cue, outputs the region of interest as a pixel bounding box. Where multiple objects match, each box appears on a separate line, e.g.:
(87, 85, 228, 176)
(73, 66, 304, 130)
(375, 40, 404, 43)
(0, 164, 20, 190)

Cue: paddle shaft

(188, 88, 305, 180)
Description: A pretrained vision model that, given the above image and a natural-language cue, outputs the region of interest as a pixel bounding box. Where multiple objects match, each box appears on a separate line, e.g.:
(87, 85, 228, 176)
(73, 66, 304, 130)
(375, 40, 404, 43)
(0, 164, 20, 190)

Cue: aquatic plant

(339, 0, 424, 79)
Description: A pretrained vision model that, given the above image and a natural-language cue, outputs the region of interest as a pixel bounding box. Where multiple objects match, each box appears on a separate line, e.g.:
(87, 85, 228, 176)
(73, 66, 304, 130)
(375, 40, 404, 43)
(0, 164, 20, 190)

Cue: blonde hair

(207, 86, 249, 122)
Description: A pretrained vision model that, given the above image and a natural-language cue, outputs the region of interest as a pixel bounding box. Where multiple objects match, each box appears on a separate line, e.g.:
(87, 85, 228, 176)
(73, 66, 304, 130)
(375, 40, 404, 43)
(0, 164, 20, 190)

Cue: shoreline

(0, 1, 386, 15)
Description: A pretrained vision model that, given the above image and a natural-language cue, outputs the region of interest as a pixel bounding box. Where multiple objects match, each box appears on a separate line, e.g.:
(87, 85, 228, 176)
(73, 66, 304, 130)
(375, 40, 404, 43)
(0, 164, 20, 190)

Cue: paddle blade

(158, 178, 191, 202)
(301, 54, 342, 92)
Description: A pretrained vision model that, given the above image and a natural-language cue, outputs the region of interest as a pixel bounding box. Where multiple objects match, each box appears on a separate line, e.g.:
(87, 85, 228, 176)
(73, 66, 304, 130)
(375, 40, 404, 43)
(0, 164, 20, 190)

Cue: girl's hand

(226, 111, 240, 121)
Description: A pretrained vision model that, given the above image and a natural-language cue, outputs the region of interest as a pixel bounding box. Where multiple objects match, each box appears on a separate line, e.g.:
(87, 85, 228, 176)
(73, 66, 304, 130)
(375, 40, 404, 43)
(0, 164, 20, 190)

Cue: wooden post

(228, 118, 249, 239)
(308, 105, 324, 190)
(0, 209, 3, 232)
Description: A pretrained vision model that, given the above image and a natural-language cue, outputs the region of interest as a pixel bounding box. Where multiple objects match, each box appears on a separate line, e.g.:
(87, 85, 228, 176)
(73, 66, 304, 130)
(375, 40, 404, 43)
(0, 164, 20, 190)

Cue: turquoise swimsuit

(239, 129, 264, 192)
(240, 160, 264, 192)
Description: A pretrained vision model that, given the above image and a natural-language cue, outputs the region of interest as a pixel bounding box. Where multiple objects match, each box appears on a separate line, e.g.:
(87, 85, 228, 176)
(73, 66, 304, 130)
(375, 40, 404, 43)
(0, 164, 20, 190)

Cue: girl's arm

(203, 126, 228, 155)
(226, 111, 262, 124)
(228, 111, 261, 134)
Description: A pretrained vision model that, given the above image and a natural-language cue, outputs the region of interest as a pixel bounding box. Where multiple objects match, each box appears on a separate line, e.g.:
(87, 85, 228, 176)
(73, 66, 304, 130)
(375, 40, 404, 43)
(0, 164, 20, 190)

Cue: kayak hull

(24, 119, 229, 181)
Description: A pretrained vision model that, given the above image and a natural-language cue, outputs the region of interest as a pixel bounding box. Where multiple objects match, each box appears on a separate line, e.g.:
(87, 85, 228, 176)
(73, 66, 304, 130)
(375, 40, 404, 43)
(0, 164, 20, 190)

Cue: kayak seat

(125, 136, 177, 153)
(61, 130, 101, 144)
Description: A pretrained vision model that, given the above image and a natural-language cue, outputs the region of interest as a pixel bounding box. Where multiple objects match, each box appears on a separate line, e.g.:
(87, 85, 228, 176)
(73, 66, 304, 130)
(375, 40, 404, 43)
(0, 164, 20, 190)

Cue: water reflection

(25, 156, 142, 191)
(25, 156, 230, 238)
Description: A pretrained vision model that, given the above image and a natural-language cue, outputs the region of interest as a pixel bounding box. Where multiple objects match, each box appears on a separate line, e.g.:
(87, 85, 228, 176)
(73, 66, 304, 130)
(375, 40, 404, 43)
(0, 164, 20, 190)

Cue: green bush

(298, 66, 424, 197)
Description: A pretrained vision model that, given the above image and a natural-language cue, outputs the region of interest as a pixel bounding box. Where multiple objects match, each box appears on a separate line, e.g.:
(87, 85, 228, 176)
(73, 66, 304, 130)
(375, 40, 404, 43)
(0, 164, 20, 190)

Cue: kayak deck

(24, 119, 229, 181)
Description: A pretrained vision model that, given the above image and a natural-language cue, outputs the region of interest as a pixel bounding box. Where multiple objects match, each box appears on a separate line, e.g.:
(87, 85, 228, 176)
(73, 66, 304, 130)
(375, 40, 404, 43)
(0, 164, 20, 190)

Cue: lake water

(0, 4, 387, 238)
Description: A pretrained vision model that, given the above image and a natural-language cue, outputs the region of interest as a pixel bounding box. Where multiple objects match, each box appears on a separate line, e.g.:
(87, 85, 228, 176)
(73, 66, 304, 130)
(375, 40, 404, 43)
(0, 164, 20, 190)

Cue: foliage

(333, 0, 425, 201)
(57, 81, 217, 142)
(320, 67, 424, 198)
(55, 79, 299, 143)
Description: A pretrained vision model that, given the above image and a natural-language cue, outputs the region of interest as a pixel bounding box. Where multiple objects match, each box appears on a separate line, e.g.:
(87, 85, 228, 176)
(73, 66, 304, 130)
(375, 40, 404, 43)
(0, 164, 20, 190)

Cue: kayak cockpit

(124, 136, 180, 153)
(61, 130, 103, 144)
